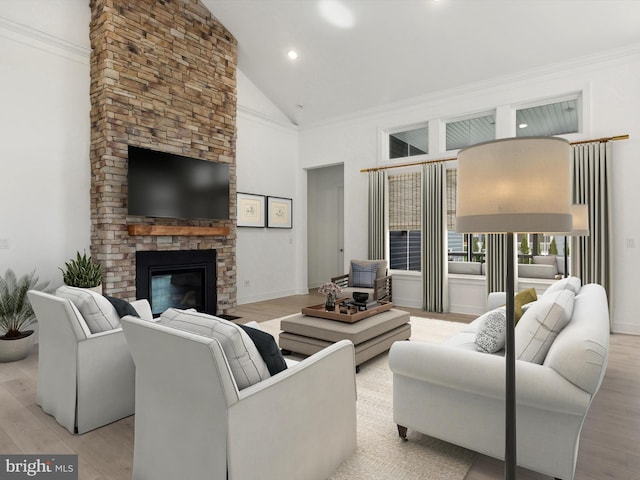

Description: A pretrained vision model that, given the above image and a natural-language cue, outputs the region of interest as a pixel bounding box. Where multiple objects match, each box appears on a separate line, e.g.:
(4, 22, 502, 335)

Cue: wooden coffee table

(279, 306, 411, 370)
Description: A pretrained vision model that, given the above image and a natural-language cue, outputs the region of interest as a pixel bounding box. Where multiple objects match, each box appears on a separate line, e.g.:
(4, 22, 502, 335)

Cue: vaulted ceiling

(203, 1, 640, 128)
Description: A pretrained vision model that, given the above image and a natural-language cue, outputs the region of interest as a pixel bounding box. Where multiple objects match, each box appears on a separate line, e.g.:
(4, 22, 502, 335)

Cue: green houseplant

(60, 250, 103, 290)
(0, 269, 50, 362)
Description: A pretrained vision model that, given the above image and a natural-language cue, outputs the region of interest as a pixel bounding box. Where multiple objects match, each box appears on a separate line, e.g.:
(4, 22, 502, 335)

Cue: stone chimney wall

(89, 0, 237, 313)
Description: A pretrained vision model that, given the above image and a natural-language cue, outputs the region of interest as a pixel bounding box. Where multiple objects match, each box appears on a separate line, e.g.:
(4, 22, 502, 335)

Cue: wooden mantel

(127, 225, 230, 237)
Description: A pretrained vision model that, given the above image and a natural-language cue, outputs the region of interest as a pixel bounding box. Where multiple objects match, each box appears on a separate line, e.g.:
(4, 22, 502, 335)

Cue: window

(388, 172, 421, 271)
(516, 97, 579, 137)
(517, 234, 566, 263)
(446, 113, 495, 151)
(389, 125, 428, 159)
(446, 169, 485, 267)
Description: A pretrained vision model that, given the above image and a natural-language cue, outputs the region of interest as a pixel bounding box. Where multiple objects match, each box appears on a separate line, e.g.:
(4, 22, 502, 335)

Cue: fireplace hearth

(136, 250, 217, 317)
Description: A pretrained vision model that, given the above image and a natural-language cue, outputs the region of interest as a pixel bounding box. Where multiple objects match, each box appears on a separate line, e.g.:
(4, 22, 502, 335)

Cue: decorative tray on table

(301, 299, 393, 323)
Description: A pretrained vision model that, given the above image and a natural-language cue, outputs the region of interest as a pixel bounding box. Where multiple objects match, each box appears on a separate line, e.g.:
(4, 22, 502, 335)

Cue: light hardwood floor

(0, 294, 637, 480)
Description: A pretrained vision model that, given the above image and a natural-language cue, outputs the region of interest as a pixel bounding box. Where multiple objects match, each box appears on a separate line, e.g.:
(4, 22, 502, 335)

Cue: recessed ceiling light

(287, 50, 298, 60)
(519, 123, 528, 129)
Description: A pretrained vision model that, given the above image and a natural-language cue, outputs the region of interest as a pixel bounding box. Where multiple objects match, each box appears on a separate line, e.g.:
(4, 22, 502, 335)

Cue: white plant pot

(0, 330, 35, 362)
(88, 284, 103, 295)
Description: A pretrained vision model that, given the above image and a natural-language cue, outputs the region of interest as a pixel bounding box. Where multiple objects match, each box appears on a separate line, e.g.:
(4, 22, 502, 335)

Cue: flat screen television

(127, 145, 230, 221)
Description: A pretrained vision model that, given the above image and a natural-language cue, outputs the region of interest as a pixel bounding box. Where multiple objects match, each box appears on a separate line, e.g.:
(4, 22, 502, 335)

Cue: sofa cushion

(160, 308, 270, 390)
(238, 324, 287, 376)
(56, 285, 121, 333)
(351, 262, 378, 288)
(544, 276, 581, 296)
(518, 263, 558, 279)
(475, 307, 507, 354)
(533, 255, 558, 269)
(448, 261, 483, 275)
(516, 289, 574, 364)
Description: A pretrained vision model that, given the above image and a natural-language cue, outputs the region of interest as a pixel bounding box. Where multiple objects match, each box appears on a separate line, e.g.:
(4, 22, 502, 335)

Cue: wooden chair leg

(397, 424, 408, 440)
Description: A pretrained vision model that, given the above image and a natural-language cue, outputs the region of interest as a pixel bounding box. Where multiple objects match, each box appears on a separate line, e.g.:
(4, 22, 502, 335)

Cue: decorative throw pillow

(238, 324, 287, 376)
(160, 308, 271, 390)
(475, 307, 507, 354)
(514, 288, 537, 323)
(515, 289, 574, 364)
(56, 285, 121, 333)
(104, 295, 140, 318)
(351, 262, 377, 288)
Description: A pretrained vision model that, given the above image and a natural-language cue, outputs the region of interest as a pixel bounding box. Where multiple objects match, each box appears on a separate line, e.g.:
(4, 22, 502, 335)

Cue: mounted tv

(127, 145, 230, 221)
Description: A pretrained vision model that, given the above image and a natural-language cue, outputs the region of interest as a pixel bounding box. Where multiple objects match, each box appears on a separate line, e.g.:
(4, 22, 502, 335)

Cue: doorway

(307, 164, 344, 289)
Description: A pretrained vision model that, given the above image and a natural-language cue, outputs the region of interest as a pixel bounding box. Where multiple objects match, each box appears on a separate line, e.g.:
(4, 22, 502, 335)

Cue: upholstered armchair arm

(389, 341, 590, 414)
(331, 273, 350, 289)
(228, 340, 357, 480)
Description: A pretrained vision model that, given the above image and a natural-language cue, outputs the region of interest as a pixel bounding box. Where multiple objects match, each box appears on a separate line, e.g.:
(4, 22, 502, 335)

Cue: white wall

(0, 5, 91, 287)
(299, 47, 640, 333)
(235, 71, 302, 304)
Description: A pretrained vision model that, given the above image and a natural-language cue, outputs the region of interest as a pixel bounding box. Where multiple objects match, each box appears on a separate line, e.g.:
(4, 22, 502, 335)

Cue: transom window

(446, 112, 495, 151)
(516, 97, 579, 137)
(389, 125, 429, 159)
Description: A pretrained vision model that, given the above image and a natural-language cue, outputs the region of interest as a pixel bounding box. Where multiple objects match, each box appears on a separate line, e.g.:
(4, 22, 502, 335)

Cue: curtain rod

(360, 134, 629, 173)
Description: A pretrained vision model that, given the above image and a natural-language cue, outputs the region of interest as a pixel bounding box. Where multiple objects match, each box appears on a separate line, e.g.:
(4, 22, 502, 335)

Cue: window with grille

(446, 169, 485, 268)
(388, 172, 421, 271)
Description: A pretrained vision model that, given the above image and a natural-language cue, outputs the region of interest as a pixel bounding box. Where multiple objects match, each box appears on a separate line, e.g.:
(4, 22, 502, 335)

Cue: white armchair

(121, 315, 357, 480)
(27, 290, 151, 434)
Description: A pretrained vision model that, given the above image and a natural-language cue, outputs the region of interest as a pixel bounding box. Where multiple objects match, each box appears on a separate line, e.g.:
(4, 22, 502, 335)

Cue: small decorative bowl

(352, 292, 369, 303)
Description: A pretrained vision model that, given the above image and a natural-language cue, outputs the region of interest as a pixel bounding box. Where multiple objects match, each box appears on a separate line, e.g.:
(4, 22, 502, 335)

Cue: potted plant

(60, 250, 103, 293)
(0, 269, 50, 362)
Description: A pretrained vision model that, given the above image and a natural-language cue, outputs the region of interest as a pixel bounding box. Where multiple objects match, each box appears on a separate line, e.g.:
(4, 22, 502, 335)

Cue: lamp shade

(456, 137, 572, 233)
(571, 204, 590, 236)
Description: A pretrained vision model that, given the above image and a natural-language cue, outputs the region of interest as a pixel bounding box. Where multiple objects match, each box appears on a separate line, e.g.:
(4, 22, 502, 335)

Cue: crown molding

(302, 42, 640, 131)
(237, 104, 299, 133)
(0, 15, 90, 64)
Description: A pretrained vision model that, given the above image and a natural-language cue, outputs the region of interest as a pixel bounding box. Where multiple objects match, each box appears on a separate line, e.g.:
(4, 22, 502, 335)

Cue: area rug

(259, 316, 476, 480)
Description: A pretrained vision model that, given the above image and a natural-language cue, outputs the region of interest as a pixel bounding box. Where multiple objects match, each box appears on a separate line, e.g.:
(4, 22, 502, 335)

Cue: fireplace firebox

(136, 250, 217, 317)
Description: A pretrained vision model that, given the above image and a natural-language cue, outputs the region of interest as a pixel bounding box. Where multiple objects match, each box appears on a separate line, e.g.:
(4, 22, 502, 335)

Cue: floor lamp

(456, 137, 572, 479)
(564, 204, 590, 277)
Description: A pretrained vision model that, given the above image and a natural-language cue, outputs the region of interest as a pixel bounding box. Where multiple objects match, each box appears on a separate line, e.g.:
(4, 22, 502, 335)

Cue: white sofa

(121, 314, 357, 480)
(27, 289, 152, 434)
(389, 280, 609, 480)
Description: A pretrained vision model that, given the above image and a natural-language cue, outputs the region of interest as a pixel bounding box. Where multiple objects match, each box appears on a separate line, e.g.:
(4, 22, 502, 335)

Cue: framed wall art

(267, 196, 292, 229)
(237, 193, 266, 227)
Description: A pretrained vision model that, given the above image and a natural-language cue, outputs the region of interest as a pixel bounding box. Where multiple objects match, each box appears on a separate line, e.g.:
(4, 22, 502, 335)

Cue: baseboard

(237, 288, 301, 305)
(612, 322, 640, 335)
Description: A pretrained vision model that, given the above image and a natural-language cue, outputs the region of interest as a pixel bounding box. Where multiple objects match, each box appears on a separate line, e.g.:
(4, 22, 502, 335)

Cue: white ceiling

(202, 0, 640, 128)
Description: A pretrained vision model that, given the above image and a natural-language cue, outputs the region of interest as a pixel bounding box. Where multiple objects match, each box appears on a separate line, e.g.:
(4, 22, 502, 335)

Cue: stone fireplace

(89, 0, 238, 314)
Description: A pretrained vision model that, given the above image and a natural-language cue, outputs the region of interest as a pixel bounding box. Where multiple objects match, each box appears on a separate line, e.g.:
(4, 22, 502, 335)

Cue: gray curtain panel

(368, 170, 386, 260)
(571, 142, 612, 322)
(485, 233, 510, 296)
(422, 163, 449, 313)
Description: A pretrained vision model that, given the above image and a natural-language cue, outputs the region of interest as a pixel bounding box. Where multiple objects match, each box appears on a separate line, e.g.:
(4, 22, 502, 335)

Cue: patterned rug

(260, 316, 476, 480)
